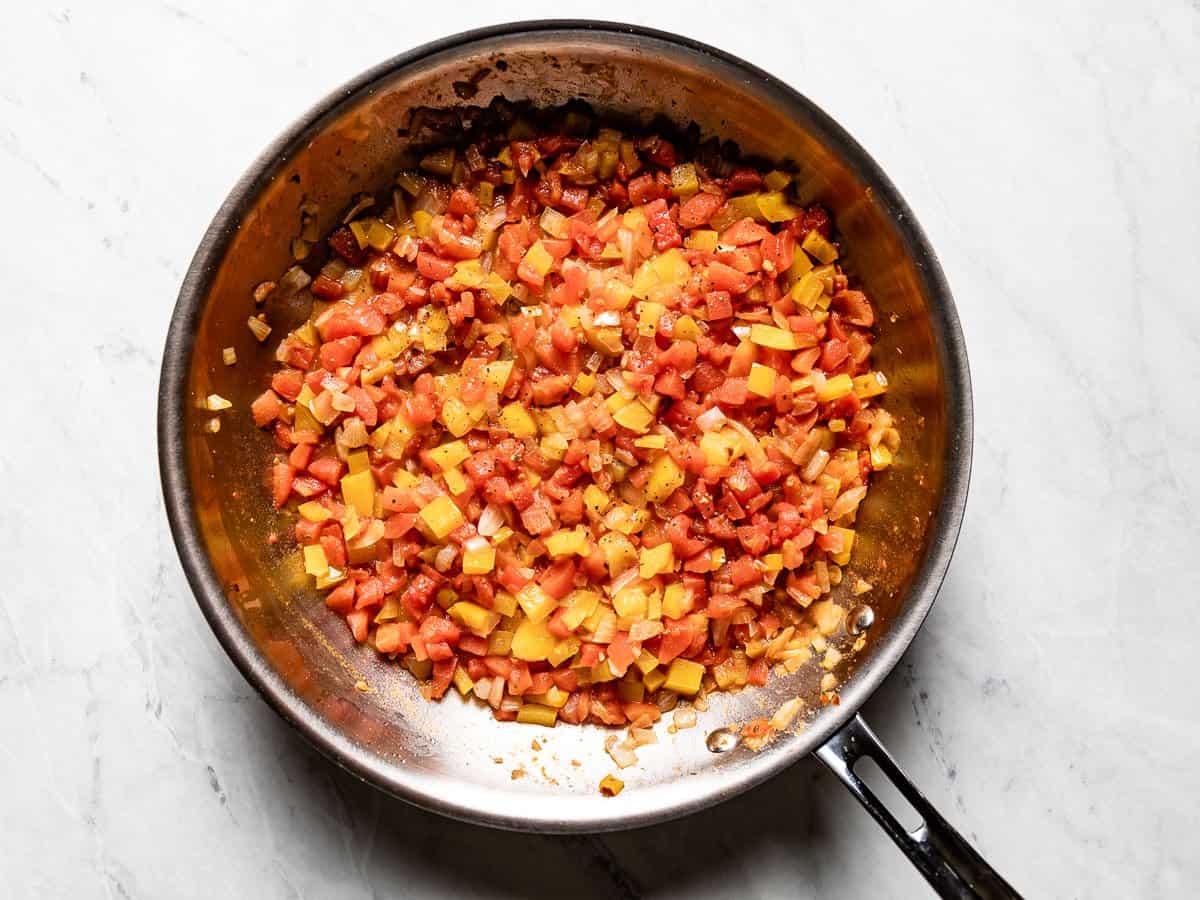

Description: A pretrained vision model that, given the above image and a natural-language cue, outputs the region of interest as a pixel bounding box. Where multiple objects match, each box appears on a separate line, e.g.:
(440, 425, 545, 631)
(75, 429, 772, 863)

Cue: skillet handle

(815, 714, 1022, 899)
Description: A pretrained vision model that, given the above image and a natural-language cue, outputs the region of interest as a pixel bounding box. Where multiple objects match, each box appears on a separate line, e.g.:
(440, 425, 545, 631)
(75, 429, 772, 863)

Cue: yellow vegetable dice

(764, 553, 784, 572)
(634, 435, 667, 450)
(419, 495, 464, 540)
(522, 241, 555, 277)
(516, 583, 557, 623)
(749, 323, 802, 351)
(757, 191, 801, 223)
(499, 402, 537, 438)
(683, 230, 718, 253)
(516, 703, 558, 727)
(298, 501, 331, 523)
(637, 301, 667, 337)
(340, 470, 375, 518)
(643, 667, 668, 692)
(429, 440, 470, 471)
(452, 667, 475, 696)
(747, 363, 777, 398)
(644, 454, 684, 504)
(461, 542, 496, 575)
(546, 528, 589, 558)
(828, 526, 856, 566)
(573, 372, 597, 396)
(789, 271, 824, 309)
(302, 544, 329, 577)
(512, 616, 557, 660)
(599, 774, 625, 796)
(444, 468, 468, 496)
(612, 586, 649, 619)
(853, 371, 889, 399)
(816, 373, 854, 403)
(612, 399, 654, 434)
(661, 582, 694, 619)
(598, 531, 638, 576)
(699, 430, 741, 467)
(870, 445, 893, 471)
(584, 484, 611, 516)
(482, 360, 513, 391)
(448, 601, 501, 636)
(663, 658, 705, 696)
(639, 542, 676, 579)
(346, 450, 370, 474)
(801, 230, 838, 264)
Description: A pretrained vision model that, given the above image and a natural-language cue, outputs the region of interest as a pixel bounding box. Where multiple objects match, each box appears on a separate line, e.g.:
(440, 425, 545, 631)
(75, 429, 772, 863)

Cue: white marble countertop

(3, 1, 1199, 896)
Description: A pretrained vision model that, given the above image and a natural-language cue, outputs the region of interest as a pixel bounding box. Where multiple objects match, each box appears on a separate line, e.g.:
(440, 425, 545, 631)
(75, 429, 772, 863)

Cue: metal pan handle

(815, 714, 1022, 899)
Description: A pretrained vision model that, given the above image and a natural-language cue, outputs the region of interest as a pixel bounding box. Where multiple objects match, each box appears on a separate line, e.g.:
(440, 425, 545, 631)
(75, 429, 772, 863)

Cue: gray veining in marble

(2, 1, 1198, 897)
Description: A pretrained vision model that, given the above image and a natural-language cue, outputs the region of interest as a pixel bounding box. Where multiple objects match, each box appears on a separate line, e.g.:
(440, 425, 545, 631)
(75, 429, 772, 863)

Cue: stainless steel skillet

(159, 21, 1018, 897)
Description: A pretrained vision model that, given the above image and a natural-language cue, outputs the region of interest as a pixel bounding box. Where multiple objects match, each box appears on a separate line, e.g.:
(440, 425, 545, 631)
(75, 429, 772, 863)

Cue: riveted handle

(815, 714, 1022, 899)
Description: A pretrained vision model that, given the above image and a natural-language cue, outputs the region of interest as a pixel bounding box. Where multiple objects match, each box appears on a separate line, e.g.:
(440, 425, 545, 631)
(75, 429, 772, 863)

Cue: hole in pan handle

(814, 714, 1024, 899)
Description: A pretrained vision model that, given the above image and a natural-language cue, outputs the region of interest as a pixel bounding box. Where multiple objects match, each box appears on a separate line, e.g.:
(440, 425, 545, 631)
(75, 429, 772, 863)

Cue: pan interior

(166, 25, 960, 830)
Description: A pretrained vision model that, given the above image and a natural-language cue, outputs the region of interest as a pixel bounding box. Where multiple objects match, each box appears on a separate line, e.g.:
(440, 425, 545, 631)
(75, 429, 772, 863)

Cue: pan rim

(158, 18, 972, 833)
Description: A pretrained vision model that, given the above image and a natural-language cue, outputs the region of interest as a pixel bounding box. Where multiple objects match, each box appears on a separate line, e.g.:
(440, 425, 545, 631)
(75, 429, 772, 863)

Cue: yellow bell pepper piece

(418, 495, 464, 540)
(637, 301, 667, 338)
(429, 440, 470, 471)
(298, 501, 331, 523)
(684, 229, 718, 253)
(516, 583, 557, 624)
(548, 638, 580, 668)
(801, 230, 838, 264)
(482, 272, 512, 304)
(573, 372, 597, 396)
(546, 528, 590, 558)
(663, 658, 705, 696)
(698, 430, 742, 467)
(644, 454, 684, 504)
(661, 582, 694, 619)
(816, 374, 854, 403)
(599, 774, 625, 796)
(757, 191, 801, 223)
(461, 541, 496, 574)
(340, 470, 375, 518)
(512, 616, 557, 660)
(828, 526, 856, 566)
(789, 271, 824, 310)
(870, 445, 893, 471)
(302, 544, 329, 577)
(516, 703, 558, 727)
(612, 586, 649, 619)
(522, 241, 555, 277)
(598, 532, 638, 576)
(444, 468, 468, 496)
(448, 601, 501, 637)
(763, 170, 791, 191)
(452, 667, 475, 696)
(749, 323, 802, 351)
(499, 403, 537, 438)
(853, 371, 889, 399)
(612, 399, 654, 434)
(639, 542, 676, 579)
(482, 361, 513, 392)
(528, 685, 571, 709)
(643, 667, 667, 692)
(583, 484, 611, 516)
(747, 363, 777, 398)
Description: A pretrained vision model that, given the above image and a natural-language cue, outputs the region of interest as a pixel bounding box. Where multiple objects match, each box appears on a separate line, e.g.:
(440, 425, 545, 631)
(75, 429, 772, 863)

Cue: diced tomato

(538, 559, 577, 600)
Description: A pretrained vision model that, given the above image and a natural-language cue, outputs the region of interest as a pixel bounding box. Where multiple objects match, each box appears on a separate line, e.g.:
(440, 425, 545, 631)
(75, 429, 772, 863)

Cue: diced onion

(434, 543, 459, 572)
(802, 449, 830, 482)
(628, 727, 658, 747)
(477, 504, 504, 537)
(771, 697, 804, 731)
(605, 735, 639, 768)
(696, 406, 726, 432)
(672, 706, 698, 730)
(828, 485, 868, 521)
